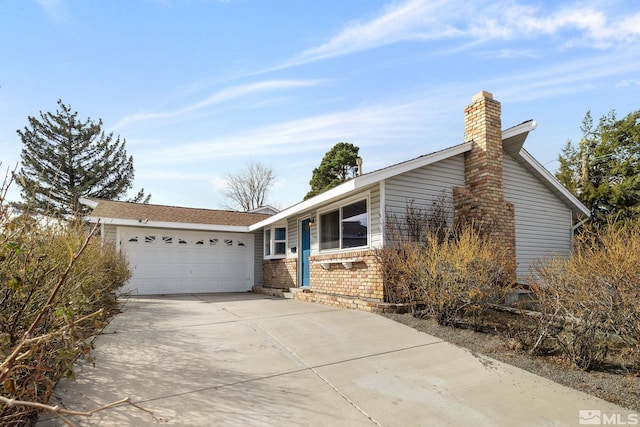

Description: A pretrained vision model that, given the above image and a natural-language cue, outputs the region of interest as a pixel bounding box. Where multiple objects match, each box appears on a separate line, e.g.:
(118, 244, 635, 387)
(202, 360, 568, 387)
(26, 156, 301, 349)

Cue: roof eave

(87, 216, 252, 233)
(79, 196, 98, 209)
(501, 120, 589, 218)
(250, 142, 473, 230)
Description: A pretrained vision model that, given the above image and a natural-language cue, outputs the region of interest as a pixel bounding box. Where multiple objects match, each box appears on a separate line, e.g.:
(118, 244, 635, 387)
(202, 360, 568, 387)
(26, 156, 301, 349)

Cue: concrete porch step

(283, 287, 305, 299)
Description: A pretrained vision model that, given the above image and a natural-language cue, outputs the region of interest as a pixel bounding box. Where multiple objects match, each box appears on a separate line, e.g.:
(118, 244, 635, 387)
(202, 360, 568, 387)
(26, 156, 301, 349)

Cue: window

(320, 211, 339, 250)
(274, 227, 286, 255)
(320, 199, 368, 251)
(265, 229, 271, 256)
(264, 226, 287, 257)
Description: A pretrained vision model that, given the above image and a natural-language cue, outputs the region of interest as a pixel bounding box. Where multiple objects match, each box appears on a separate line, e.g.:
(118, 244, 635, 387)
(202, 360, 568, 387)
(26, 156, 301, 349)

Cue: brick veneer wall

(305, 249, 385, 302)
(263, 258, 297, 289)
(293, 290, 404, 313)
(454, 91, 517, 280)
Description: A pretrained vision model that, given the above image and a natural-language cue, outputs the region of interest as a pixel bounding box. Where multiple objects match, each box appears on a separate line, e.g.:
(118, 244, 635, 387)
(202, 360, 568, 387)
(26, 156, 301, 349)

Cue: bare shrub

(376, 195, 509, 329)
(531, 223, 640, 371)
(0, 168, 133, 425)
(415, 227, 509, 329)
(378, 195, 450, 307)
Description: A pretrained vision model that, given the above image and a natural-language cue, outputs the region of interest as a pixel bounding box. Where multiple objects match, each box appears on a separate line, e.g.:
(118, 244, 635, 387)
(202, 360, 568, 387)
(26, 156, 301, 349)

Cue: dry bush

(531, 223, 640, 371)
(0, 170, 131, 425)
(378, 196, 450, 307)
(376, 196, 509, 330)
(414, 227, 509, 329)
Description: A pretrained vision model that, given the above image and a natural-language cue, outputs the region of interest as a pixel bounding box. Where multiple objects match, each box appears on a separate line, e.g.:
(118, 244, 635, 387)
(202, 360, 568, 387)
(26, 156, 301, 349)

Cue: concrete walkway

(37, 293, 627, 426)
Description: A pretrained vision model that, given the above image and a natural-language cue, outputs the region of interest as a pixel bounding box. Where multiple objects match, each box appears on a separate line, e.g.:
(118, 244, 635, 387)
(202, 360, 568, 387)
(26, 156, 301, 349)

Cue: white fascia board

(355, 142, 472, 187)
(249, 142, 473, 231)
(86, 216, 251, 233)
(518, 150, 590, 217)
(502, 120, 537, 140)
(249, 181, 357, 230)
(79, 197, 98, 209)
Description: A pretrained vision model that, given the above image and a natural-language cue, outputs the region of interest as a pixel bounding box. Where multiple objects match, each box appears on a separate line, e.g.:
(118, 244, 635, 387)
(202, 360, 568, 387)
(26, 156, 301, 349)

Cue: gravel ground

(383, 312, 640, 412)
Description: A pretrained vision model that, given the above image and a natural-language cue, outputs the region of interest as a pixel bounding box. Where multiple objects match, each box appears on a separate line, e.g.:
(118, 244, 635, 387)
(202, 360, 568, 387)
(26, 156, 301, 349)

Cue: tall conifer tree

(17, 100, 148, 216)
(556, 108, 640, 226)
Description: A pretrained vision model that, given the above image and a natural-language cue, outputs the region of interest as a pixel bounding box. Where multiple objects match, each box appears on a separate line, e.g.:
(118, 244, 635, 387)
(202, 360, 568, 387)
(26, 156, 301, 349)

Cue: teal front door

(301, 218, 311, 287)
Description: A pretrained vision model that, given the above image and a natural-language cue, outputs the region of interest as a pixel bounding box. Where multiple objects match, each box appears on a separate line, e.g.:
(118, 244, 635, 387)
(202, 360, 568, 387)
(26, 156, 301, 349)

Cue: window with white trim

(264, 226, 287, 257)
(320, 199, 368, 251)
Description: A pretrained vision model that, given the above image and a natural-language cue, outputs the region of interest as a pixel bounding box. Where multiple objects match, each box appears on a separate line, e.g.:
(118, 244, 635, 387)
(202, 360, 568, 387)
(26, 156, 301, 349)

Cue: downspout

(572, 217, 589, 232)
(571, 216, 589, 251)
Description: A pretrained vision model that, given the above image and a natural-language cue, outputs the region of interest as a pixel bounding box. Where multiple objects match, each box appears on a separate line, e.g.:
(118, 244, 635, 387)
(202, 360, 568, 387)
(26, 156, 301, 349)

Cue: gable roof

(250, 120, 589, 230)
(82, 198, 271, 232)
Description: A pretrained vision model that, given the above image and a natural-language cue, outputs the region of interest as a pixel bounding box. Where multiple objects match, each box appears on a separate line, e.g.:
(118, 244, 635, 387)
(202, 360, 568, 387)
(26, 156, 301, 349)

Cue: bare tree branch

(0, 395, 159, 426)
(223, 161, 275, 211)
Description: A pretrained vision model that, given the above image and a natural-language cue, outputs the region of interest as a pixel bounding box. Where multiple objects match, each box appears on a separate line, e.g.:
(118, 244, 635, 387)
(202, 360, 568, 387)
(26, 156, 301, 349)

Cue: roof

(250, 120, 589, 230)
(82, 198, 271, 232)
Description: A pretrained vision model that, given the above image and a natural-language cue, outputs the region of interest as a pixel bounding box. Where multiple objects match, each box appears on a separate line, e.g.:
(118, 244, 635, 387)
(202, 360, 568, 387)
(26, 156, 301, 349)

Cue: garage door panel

(119, 227, 253, 295)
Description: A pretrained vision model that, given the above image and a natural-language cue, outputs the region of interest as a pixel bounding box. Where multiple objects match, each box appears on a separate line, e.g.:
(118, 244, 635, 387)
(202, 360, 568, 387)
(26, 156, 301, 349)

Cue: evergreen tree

(16, 100, 149, 216)
(556, 108, 640, 226)
(305, 142, 360, 199)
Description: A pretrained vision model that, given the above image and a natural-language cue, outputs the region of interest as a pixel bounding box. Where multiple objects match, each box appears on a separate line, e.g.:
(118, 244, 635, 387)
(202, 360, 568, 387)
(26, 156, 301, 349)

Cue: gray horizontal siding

(102, 224, 117, 246)
(384, 155, 465, 232)
(369, 185, 382, 248)
(503, 153, 572, 280)
(253, 229, 264, 286)
(287, 217, 298, 258)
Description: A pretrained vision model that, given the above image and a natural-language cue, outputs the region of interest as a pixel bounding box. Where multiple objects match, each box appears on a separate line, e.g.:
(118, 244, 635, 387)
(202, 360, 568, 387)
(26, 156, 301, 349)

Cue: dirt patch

(382, 312, 640, 412)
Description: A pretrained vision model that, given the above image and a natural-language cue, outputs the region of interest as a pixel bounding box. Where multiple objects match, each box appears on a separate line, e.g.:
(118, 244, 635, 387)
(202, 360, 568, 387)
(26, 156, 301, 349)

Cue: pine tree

(556, 108, 640, 226)
(305, 142, 360, 199)
(16, 100, 149, 216)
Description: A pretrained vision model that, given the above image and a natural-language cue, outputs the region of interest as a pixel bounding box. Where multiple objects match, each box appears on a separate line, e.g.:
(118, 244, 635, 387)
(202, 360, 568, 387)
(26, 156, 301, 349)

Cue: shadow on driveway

(37, 293, 626, 426)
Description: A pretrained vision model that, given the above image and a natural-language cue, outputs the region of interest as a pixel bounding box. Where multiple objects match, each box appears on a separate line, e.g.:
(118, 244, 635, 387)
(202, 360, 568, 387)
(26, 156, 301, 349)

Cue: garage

(118, 227, 255, 295)
(81, 198, 272, 296)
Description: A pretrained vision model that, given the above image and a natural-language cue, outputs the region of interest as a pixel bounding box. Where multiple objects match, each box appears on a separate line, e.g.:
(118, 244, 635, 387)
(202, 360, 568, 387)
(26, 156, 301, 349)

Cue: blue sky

(1, 0, 639, 210)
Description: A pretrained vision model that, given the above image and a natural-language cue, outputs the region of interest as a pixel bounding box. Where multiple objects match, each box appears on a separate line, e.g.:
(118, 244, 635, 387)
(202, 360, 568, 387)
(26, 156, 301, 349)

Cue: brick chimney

(454, 91, 517, 281)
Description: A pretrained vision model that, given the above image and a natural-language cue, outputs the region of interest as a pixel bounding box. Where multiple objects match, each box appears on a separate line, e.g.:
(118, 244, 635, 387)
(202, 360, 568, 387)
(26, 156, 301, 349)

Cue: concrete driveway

(37, 293, 626, 426)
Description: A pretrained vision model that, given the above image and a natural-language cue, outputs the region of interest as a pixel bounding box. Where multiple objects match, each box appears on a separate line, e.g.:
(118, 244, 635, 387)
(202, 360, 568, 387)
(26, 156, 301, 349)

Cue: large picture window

(264, 226, 287, 257)
(320, 199, 368, 251)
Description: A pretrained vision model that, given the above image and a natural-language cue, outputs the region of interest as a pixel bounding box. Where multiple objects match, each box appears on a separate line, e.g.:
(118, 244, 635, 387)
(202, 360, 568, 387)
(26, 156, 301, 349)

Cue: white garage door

(119, 227, 254, 295)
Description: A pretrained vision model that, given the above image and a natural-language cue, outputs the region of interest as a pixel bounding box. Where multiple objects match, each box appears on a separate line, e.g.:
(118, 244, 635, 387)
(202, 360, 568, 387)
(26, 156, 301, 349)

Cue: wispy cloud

(281, 0, 458, 68)
(479, 48, 540, 59)
(616, 79, 640, 88)
(115, 79, 323, 128)
(138, 93, 460, 166)
(37, 0, 70, 25)
(277, 0, 640, 69)
(470, 3, 640, 48)
(488, 50, 640, 103)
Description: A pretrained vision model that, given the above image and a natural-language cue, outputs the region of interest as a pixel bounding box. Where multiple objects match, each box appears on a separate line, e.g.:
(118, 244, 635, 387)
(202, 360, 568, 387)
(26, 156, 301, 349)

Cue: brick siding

(263, 258, 297, 289)
(306, 249, 384, 301)
(454, 91, 517, 280)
